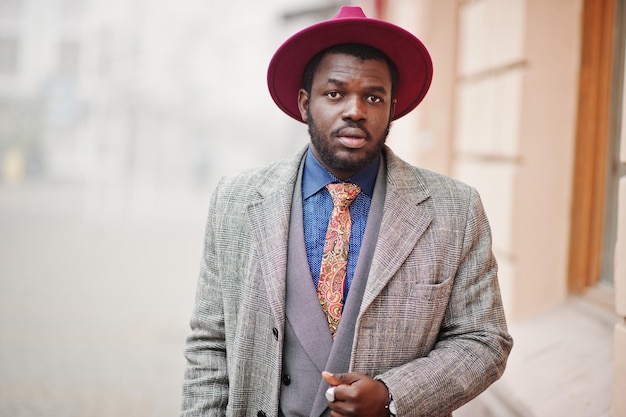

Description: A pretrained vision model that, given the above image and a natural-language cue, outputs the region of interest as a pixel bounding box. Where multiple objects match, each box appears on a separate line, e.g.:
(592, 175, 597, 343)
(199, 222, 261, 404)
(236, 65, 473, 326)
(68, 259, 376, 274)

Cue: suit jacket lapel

(285, 161, 333, 372)
(310, 157, 388, 417)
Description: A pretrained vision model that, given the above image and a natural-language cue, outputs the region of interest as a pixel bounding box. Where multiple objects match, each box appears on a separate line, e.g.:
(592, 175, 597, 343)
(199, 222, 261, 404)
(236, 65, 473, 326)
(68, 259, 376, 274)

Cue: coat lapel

(359, 147, 434, 316)
(245, 148, 307, 335)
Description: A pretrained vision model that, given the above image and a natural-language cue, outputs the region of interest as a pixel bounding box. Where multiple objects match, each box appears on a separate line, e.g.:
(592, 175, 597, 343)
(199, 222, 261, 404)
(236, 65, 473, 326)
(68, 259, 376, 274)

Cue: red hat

(267, 5, 433, 123)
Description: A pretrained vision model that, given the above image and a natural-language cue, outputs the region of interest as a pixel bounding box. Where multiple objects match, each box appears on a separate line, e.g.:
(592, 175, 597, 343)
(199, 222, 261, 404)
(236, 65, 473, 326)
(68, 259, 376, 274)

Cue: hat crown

(334, 6, 367, 19)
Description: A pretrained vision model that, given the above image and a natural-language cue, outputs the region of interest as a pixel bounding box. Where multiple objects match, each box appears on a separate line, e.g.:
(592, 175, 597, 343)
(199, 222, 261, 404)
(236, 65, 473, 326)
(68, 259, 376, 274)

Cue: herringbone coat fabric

(181, 145, 513, 417)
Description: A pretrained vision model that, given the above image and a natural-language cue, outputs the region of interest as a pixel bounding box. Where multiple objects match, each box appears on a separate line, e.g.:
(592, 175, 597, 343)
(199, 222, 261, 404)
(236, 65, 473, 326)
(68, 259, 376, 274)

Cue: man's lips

(337, 136, 367, 149)
(336, 128, 368, 149)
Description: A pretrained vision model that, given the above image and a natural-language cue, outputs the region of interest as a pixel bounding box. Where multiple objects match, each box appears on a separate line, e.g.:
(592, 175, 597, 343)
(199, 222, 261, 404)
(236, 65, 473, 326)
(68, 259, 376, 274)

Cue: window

(568, 0, 624, 292)
(600, 14, 626, 286)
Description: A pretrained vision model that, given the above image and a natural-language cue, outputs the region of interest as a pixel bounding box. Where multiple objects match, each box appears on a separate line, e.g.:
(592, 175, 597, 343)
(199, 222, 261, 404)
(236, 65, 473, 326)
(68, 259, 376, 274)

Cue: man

(182, 6, 512, 417)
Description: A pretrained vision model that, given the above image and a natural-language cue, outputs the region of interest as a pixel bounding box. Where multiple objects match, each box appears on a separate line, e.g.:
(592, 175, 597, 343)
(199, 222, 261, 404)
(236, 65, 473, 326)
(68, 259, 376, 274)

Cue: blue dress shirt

(302, 147, 378, 302)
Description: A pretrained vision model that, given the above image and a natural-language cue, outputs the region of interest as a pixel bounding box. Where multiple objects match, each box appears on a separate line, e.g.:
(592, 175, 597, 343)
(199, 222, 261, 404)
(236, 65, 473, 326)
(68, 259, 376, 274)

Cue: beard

(306, 113, 391, 175)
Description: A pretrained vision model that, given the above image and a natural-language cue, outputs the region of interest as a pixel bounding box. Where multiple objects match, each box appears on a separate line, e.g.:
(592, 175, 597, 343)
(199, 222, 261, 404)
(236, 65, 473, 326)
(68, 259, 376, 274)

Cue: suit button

(257, 411, 267, 417)
(272, 327, 279, 340)
(282, 374, 291, 385)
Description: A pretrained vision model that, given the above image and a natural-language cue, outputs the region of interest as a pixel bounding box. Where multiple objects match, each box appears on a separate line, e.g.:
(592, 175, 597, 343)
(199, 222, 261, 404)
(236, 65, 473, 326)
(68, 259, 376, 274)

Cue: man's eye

(367, 95, 383, 103)
(325, 91, 342, 99)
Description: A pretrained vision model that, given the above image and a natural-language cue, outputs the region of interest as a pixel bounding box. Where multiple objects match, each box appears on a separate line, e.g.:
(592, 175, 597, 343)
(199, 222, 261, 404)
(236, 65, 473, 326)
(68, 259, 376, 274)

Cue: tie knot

(326, 183, 361, 208)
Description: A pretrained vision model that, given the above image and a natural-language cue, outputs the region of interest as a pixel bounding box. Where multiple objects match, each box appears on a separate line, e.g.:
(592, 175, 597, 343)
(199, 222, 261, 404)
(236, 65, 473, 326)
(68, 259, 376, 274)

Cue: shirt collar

(302, 146, 379, 199)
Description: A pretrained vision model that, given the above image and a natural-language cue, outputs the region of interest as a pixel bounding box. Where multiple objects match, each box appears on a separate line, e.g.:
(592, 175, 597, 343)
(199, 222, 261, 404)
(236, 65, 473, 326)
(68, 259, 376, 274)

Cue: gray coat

(181, 145, 513, 417)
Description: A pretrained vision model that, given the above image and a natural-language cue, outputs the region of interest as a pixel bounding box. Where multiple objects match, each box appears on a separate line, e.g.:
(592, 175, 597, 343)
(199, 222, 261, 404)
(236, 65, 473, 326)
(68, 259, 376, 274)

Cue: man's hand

(322, 371, 390, 417)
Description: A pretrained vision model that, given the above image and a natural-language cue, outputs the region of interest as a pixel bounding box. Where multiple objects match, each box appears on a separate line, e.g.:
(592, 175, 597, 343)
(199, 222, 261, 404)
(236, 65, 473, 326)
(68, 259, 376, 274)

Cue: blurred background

(0, 0, 625, 416)
(0, 0, 307, 415)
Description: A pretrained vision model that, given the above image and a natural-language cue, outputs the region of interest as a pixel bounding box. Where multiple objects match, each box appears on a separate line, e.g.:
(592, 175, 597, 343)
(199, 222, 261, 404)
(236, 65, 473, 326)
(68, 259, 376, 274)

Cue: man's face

(298, 52, 396, 180)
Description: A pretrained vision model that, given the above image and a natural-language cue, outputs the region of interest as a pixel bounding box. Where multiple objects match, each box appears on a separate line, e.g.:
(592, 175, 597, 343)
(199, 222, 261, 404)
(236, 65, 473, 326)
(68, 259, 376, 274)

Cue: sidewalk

(457, 297, 618, 417)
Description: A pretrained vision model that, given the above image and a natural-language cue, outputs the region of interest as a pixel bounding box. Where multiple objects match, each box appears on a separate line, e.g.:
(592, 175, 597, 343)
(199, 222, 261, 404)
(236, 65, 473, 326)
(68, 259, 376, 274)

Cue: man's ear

(298, 89, 309, 122)
(389, 98, 397, 121)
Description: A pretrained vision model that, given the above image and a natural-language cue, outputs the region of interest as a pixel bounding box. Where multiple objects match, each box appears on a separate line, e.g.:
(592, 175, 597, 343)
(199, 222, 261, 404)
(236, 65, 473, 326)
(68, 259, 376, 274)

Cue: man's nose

(342, 96, 366, 121)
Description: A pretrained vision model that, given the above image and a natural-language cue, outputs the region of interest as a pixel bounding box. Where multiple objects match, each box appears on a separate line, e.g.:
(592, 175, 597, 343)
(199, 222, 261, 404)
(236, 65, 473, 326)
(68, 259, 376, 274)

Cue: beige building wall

(382, 0, 457, 177)
(382, 0, 581, 320)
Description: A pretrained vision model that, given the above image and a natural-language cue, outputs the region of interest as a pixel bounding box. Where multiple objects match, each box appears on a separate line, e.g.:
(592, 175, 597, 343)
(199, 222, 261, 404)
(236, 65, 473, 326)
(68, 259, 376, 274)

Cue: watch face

(389, 399, 398, 415)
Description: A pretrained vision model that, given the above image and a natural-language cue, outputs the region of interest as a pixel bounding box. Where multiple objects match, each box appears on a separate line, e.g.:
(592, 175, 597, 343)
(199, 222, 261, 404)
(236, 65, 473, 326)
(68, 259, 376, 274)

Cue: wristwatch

(385, 392, 397, 416)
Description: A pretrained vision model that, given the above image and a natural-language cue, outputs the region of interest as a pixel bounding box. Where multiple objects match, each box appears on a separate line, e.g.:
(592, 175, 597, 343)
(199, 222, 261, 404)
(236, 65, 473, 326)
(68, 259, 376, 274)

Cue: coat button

(282, 374, 291, 385)
(257, 411, 267, 417)
(272, 327, 279, 340)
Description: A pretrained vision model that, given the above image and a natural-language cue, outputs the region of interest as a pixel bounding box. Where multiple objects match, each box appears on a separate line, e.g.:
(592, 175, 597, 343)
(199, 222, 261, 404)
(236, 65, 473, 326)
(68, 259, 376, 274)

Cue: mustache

(332, 120, 372, 140)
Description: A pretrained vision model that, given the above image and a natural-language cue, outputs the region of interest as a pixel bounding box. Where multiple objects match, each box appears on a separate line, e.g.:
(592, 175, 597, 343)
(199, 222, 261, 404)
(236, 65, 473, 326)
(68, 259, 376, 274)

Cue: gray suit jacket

(182, 145, 513, 417)
(280, 154, 386, 417)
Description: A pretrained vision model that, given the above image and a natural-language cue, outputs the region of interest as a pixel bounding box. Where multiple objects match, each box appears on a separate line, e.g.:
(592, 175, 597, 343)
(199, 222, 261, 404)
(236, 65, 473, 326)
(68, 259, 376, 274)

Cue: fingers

(323, 371, 364, 386)
(323, 372, 390, 417)
(322, 371, 342, 386)
(322, 371, 366, 406)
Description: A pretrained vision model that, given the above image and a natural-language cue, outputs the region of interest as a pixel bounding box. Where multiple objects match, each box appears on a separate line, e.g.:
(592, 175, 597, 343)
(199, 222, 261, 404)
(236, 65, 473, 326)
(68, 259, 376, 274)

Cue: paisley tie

(317, 182, 361, 337)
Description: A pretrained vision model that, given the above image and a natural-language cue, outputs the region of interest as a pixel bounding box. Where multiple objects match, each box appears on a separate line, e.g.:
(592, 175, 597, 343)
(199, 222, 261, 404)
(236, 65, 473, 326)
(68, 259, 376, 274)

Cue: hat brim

(267, 15, 433, 123)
